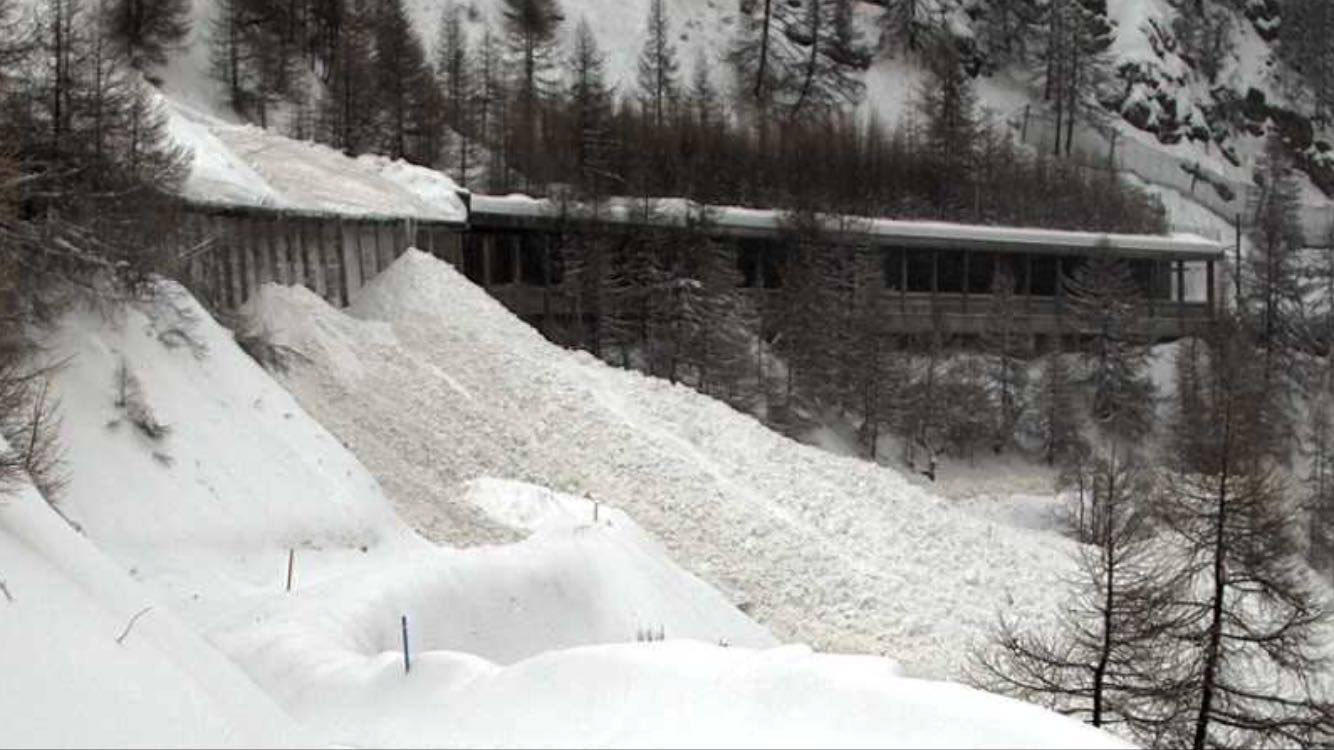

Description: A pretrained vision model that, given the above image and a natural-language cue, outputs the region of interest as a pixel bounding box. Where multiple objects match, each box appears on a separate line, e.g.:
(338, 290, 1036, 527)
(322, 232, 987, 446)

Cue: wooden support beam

(217, 217, 233, 309)
(344, 220, 362, 304)
(290, 218, 305, 292)
(1023, 253, 1032, 317)
(512, 236, 521, 285)
(258, 216, 275, 288)
(482, 235, 494, 286)
(273, 216, 288, 285)
(1177, 259, 1186, 334)
(1206, 260, 1216, 318)
(961, 250, 970, 315)
(1055, 258, 1065, 346)
(372, 222, 385, 275)
(899, 250, 907, 313)
(245, 215, 262, 304)
(542, 236, 552, 336)
(302, 219, 321, 300)
(1148, 261, 1157, 319)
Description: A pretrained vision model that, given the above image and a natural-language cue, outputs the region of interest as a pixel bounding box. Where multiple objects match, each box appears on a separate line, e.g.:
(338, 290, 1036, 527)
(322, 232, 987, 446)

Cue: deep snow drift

(248, 249, 1077, 680)
(5, 279, 1125, 746)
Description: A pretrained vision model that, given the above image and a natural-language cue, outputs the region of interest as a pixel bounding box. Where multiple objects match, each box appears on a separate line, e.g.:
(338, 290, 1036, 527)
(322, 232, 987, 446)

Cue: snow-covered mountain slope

(0, 277, 1128, 746)
(247, 248, 1077, 680)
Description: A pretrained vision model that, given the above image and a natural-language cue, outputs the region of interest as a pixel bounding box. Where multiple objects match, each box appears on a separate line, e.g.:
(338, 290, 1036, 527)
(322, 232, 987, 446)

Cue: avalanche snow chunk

(252, 249, 1079, 679)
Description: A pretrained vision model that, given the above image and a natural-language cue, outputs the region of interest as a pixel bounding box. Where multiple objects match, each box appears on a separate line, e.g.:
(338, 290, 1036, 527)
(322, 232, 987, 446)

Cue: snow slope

(0, 443, 309, 747)
(248, 249, 1077, 680)
(0, 277, 1132, 747)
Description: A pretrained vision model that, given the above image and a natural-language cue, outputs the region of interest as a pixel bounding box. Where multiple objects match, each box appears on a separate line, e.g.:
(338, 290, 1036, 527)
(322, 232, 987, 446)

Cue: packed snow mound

(166, 99, 467, 222)
(250, 249, 1077, 679)
(0, 443, 308, 747)
(286, 640, 1130, 749)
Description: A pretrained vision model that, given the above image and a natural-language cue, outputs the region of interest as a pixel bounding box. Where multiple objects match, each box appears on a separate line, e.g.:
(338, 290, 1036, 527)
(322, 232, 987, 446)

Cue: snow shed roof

(168, 100, 468, 224)
(469, 195, 1224, 261)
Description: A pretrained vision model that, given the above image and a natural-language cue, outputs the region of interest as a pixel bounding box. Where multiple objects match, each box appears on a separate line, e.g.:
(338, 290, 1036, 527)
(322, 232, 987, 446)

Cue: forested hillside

(149, 0, 1330, 217)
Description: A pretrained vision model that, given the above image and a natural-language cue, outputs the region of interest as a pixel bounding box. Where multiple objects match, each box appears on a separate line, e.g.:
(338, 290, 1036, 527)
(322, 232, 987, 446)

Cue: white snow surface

(4, 279, 1129, 746)
(248, 249, 1078, 680)
(165, 98, 467, 222)
(0, 440, 309, 747)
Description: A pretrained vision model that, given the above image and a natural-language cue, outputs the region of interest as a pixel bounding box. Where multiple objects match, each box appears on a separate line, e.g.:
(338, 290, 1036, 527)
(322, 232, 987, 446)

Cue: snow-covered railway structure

(176, 192, 1223, 344)
(464, 195, 1225, 342)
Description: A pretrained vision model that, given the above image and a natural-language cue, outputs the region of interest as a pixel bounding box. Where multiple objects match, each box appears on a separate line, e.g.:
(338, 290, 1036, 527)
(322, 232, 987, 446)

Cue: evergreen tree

(474, 24, 508, 190)
(104, 0, 188, 71)
(635, 0, 677, 131)
(691, 206, 759, 407)
(1063, 253, 1154, 445)
(499, 0, 562, 186)
(1243, 132, 1306, 460)
(1035, 344, 1081, 466)
(787, 0, 865, 122)
(982, 261, 1031, 452)
(877, 0, 932, 55)
(317, 0, 375, 155)
(208, 0, 296, 125)
(565, 17, 614, 199)
(728, 0, 866, 125)
(371, 0, 431, 162)
(1040, 0, 1112, 156)
(434, 1, 475, 184)
(914, 39, 979, 215)
(845, 246, 896, 459)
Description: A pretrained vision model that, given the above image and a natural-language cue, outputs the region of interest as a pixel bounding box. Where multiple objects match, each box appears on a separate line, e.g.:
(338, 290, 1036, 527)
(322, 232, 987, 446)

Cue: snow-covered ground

(246, 249, 1078, 680)
(0, 277, 1126, 746)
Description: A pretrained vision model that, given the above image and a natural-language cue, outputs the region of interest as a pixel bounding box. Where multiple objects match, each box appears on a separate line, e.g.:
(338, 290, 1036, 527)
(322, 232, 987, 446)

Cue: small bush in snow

(635, 625, 665, 642)
(113, 359, 170, 440)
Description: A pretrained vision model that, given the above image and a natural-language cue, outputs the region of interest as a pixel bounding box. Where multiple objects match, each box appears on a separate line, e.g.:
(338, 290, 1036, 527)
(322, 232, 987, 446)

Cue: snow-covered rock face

(249, 249, 1078, 680)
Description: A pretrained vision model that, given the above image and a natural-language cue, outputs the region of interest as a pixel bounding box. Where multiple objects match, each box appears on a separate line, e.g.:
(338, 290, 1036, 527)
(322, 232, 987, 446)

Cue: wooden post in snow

(401, 615, 411, 673)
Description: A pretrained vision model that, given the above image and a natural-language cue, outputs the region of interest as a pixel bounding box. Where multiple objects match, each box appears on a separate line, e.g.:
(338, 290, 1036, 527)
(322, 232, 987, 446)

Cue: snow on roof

(469, 194, 1225, 259)
(167, 98, 467, 223)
